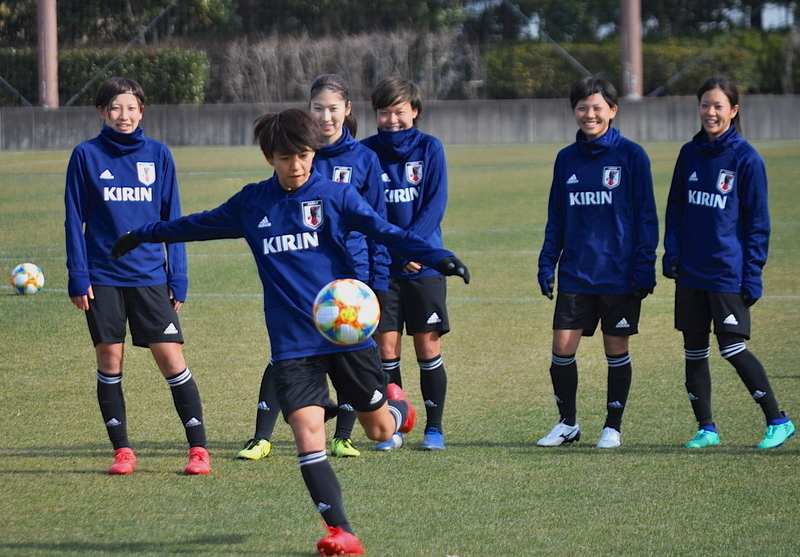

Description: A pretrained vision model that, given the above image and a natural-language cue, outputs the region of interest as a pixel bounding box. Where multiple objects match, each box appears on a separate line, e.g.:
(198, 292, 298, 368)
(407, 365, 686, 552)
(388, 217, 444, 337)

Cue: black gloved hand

(539, 277, 554, 300)
(437, 256, 470, 284)
(111, 231, 142, 260)
(663, 259, 678, 279)
(741, 293, 758, 308)
(631, 286, 654, 300)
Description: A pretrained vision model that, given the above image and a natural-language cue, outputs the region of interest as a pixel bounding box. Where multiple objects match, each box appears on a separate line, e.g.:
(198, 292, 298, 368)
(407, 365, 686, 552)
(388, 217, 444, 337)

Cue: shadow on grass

(0, 534, 308, 555)
(451, 439, 800, 456)
(0, 439, 299, 458)
(0, 439, 317, 477)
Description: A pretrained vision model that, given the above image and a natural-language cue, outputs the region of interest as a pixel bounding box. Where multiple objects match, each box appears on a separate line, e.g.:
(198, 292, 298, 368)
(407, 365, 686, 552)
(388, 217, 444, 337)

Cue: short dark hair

(370, 76, 423, 121)
(253, 109, 322, 157)
(95, 77, 145, 111)
(569, 75, 619, 110)
(697, 75, 741, 132)
(309, 73, 358, 137)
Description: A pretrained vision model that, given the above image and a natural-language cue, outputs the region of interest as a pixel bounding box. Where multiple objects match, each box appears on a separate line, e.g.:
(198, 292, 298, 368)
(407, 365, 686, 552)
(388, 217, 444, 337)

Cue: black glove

(741, 293, 758, 308)
(631, 286, 654, 300)
(111, 231, 142, 260)
(437, 256, 470, 284)
(540, 277, 554, 300)
(663, 259, 678, 280)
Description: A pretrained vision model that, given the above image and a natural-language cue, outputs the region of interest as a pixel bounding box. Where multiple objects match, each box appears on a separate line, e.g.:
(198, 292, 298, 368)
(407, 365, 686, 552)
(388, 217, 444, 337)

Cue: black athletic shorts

(674, 284, 751, 338)
(553, 291, 641, 337)
(271, 345, 388, 420)
(86, 284, 184, 347)
(377, 275, 450, 336)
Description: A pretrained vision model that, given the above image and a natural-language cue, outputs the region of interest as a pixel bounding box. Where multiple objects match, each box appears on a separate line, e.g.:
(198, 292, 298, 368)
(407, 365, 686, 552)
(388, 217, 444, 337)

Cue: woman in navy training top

(361, 77, 453, 451)
(64, 77, 210, 475)
(235, 74, 390, 461)
(663, 75, 794, 449)
(537, 75, 658, 449)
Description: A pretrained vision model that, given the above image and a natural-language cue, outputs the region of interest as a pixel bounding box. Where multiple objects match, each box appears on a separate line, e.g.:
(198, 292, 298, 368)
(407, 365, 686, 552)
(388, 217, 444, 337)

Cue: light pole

(620, 0, 643, 99)
(38, 0, 58, 108)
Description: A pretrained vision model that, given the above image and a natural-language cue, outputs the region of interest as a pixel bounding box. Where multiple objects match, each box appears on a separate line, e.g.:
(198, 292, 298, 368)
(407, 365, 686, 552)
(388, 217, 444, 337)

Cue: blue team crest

(717, 169, 735, 194)
(405, 161, 423, 185)
(603, 166, 621, 189)
(332, 166, 352, 183)
(302, 200, 323, 229)
(137, 162, 156, 186)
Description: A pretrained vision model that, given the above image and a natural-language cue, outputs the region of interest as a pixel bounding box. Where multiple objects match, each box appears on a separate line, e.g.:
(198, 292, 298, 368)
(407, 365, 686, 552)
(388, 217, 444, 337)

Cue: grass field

(1, 140, 799, 557)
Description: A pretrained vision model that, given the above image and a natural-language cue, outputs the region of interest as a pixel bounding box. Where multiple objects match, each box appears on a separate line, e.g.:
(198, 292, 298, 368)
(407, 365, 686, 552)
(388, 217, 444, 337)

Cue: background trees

(0, 0, 797, 103)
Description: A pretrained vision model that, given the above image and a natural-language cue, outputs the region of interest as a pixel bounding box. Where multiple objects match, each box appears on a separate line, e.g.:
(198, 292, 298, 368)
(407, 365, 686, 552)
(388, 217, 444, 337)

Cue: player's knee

(360, 417, 395, 442)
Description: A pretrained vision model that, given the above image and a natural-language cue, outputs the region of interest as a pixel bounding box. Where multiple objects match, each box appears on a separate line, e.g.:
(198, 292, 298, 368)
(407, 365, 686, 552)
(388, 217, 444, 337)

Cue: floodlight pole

(620, 0, 642, 99)
(38, 0, 59, 108)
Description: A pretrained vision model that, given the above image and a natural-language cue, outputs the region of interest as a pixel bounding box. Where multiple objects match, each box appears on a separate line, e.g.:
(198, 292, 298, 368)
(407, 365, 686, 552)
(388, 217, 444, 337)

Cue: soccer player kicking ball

(111, 108, 469, 556)
(537, 76, 658, 449)
(237, 73, 391, 461)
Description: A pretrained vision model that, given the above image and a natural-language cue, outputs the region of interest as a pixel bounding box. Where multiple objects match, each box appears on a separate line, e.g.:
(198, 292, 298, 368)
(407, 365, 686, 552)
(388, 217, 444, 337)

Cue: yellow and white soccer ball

(10, 263, 45, 295)
(313, 278, 380, 345)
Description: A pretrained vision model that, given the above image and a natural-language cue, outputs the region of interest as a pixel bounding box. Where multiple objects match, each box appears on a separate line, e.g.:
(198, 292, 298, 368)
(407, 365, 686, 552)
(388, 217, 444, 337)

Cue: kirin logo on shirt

(717, 169, 735, 194)
(603, 166, 621, 189)
(137, 162, 156, 186)
(332, 166, 352, 183)
(405, 161, 423, 185)
(302, 200, 323, 229)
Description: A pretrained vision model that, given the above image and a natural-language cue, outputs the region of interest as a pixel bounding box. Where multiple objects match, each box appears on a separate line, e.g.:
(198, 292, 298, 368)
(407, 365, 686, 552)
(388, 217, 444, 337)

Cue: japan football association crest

(302, 200, 323, 229)
(405, 161, 423, 185)
(137, 162, 156, 186)
(603, 166, 621, 189)
(717, 169, 735, 194)
(332, 166, 352, 183)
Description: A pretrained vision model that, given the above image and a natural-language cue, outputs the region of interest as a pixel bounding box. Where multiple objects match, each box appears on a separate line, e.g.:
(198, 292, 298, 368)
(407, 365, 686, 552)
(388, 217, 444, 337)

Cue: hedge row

(0, 48, 209, 106)
(485, 32, 796, 99)
(0, 32, 796, 106)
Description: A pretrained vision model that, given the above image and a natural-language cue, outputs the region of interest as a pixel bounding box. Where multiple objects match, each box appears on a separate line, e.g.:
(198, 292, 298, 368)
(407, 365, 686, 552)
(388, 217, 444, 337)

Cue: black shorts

(674, 284, 751, 338)
(553, 291, 641, 337)
(271, 345, 388, 420)
(86, 284, 184, 347)
(377, 275, 450, 336)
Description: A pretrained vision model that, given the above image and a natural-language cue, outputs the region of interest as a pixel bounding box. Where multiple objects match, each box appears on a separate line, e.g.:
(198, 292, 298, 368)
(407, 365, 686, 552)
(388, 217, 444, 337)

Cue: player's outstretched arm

(437, 256, 470, 284)
(111, 231, 142, 260)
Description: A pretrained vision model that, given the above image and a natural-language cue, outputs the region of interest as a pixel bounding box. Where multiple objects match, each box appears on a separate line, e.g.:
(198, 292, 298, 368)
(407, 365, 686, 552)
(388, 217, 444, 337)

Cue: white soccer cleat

(537, 421, 581, 446)
(596, 427, 621, 448)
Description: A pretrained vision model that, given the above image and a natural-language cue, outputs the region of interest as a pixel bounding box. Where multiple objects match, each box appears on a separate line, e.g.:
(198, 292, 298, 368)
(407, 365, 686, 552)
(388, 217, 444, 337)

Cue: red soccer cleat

(108, 447, 136, 475)
(387, 382, 416, 434)
(185, 446, 211, 475)
(317, 525, 365, 556)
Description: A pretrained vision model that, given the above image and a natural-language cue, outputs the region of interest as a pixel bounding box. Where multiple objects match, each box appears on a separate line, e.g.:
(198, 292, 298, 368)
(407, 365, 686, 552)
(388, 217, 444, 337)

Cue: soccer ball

(10, 263, 45, 295)
(313, 278, 380, 345)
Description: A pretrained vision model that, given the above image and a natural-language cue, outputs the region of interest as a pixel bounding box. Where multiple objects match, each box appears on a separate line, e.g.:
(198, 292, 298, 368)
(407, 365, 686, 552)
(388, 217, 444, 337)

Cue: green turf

(1, 141, 799, 557)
